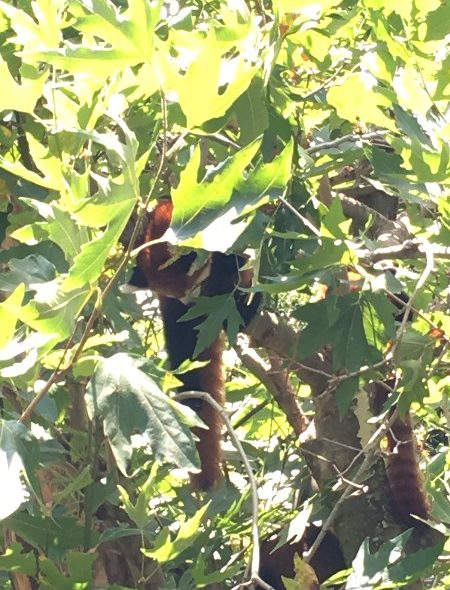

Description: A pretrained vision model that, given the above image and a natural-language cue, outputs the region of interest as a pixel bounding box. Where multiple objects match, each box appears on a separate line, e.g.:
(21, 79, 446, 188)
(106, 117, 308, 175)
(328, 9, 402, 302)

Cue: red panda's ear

(147, 198, 173, 240)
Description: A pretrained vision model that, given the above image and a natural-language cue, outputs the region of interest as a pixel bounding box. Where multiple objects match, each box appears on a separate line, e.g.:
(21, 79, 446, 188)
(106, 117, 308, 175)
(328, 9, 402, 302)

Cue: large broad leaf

(294, 297, 336, 359)
(0, 157, 60, 191)
(233, 77, 269, 145)
(4, 512, 92, 559)
(70, 0, 160, 58)
(11, 213, 89, 266)
(0, 331, 56, 378)
(20, 281, 91, 340)
(0, 543, 36, 576)
(347, 531, 445, 589)
(61, 213, 130, 291)
(171, 140, 293, 251)
(157, 25, 259, 128)
(0, 255, 56, 292)
(21, 0, 161, 77)
(0, 0, 63, 52)
(85, 353, 199, 475)
(331, 295, 372, 372)
(61, 123, 142, 290)
(39, 552, 97, 590)
(26, 47, 141, 79)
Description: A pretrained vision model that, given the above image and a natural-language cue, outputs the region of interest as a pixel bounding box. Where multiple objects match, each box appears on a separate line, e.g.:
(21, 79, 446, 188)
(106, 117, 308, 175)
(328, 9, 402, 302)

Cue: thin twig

(301, 64, 346, 101)
(19, 315, 87, 423)
(278, 195, 321, 237)
(315, 356, 391, 400)
(306, 130, 389, 155)
(387, 292, 450, 345)
(175, 390, 274, 590)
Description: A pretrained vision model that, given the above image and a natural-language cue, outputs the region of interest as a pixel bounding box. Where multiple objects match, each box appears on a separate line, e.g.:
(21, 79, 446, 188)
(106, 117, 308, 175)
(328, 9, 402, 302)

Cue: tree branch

(235, 334, 309, 435)
(306, 131, 389, 155)
(358, 240, 450, 263)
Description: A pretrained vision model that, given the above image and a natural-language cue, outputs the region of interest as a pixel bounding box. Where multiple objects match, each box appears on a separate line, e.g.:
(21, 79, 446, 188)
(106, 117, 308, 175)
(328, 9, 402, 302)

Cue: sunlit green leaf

(0, 60, 47, 114)
(143, 502, 210, 562)
(0, 284, 25, 349)
(0, 543, 36, 575)
(157, 27, 259, 128)
(327, 72, 396, 130)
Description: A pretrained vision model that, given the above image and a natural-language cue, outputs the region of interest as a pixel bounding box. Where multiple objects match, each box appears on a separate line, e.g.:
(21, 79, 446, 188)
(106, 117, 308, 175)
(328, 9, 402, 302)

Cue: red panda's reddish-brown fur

(134, 197, 260, 490)
(138, 198, 211, 300)
(386, 411, 431, 526)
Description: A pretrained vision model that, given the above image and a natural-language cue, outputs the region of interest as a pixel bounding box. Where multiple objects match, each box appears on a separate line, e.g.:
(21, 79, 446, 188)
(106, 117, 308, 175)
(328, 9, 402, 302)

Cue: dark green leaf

(85, 353, 199, 474)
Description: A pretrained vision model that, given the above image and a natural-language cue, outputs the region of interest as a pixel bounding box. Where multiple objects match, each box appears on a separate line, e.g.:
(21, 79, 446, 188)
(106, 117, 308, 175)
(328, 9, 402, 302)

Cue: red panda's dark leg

(159, 296, 225, 490)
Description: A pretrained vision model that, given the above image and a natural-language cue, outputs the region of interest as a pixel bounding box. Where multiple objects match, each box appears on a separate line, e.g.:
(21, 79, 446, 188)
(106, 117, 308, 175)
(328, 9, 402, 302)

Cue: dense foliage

(0, 0, 449, 589)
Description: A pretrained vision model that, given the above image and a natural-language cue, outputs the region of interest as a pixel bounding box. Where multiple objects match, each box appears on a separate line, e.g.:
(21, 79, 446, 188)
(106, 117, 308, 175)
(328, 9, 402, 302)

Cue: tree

(0, 1, 449, 589)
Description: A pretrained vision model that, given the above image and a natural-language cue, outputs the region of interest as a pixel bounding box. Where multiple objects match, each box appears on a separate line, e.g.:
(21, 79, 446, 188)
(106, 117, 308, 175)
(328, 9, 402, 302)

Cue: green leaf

(0, 156, 59, 190)
(293, 298, 336, 358)
(4, 513, 95, 559)
(424, 3, 450, 40)
(143, 502, 210, 563)
(69, 175, 137, 228)
(172, 139, 292, 251)
(192, 552, 242, 586)
(0, 420, 29, 520)
(0, 284, 25, 349)
(296, 28, 332, 62)
(360, 292, 396, 351)
(394, 327, 434, 364)
(0, 254, 56, 292)
(336, 376, 359, 417)
(0, 543, 36, 575)
(0, 331, 56, 378)
(181, 294, 244, 357)
(327, 72, 395, 130)
(85, 353, 199, 475)
(331, 296, 370, 372)
(292, 238, 348, 275)
(0, 59, 47, 114)
(159, 27, 259, 128)
(347, 531, 445, 588)
(20, 282, 91, 340)
(39, 551, 97, 590)
(24, 46, 140, 77)
(118, 470, 158, 529)
(0, 0, 63, 52)
(61, 214, 129, 291)
(60, 122, 140, 290)
(53, 466, 92, 503)
(70, 0, 161, 57)
(321, 198, 350, 240)
(233, 77, 269, 145)
(171, 140, 261, 247)
(388, 539, 445, 583)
